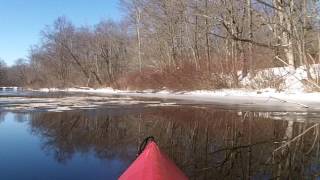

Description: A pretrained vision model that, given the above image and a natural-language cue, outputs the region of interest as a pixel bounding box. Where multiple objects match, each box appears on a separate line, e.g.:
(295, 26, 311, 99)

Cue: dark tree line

(2, 0, 320, 89)
(0, 58, 29, 86)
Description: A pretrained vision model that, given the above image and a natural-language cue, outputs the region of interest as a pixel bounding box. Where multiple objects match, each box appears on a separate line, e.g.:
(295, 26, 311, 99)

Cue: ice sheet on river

(0, 96, 179, 112)
(34, 87, 320, 112)
(2, 93, 320, 123)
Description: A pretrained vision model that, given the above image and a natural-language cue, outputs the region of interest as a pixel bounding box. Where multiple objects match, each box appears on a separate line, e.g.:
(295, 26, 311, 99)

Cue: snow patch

(29, 64, 320, 110)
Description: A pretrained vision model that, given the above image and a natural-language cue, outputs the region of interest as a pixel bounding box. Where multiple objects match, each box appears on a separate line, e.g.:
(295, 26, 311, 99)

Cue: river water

(0, 90, 320, 179)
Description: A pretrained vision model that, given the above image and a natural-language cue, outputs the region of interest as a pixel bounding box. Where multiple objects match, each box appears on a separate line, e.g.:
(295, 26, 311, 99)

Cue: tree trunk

(205, 0, 211, 72)
(247, 0, 254, 77)
(275, 0, 295, 68)
(136, 8, 142, 73)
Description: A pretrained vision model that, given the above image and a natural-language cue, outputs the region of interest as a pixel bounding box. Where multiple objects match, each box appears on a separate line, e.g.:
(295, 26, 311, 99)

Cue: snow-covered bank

(241, 64, 320, 92)
(32, 87, 320, 111)
(30, 65, 320, 111)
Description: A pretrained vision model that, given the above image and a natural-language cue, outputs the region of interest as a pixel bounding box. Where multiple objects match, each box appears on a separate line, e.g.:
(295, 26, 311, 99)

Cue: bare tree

(0, 59, 8, 86)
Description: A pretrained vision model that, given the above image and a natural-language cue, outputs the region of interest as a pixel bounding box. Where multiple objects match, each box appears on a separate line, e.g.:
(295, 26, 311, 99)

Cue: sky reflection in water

(0, 112, 128, 180)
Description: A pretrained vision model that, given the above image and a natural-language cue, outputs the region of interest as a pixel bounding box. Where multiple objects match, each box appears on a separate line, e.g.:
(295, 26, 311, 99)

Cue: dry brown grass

(116, 61, 232, 91)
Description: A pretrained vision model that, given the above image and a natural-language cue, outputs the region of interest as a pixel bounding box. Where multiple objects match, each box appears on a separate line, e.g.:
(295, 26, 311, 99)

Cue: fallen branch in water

(268, 96, 309, 108)
(209, 140, 270, 154)
(273, 123, 319, 153)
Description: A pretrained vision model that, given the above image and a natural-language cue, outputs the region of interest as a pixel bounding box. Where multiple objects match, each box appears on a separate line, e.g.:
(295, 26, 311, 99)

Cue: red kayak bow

(119, 138, 188, 180)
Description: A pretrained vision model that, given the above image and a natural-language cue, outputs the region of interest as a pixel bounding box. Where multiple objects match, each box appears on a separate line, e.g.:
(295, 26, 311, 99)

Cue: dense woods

(1, 0, 320, 90)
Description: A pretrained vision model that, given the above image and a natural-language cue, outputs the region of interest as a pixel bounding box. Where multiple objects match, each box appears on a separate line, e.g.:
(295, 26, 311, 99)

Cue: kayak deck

(119, 141, 188, 180)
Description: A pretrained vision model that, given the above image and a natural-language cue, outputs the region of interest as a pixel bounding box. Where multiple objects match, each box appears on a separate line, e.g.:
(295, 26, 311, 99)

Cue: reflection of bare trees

(272, 122, 320, 179)
(28, 108, 320, 179)
(14, 113, 29, 123)
(30, 110, 139, 164)
(0, 111, 7, 124)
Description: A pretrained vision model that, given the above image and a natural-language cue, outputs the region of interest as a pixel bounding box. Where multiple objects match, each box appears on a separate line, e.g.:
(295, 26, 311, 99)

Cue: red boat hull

(119, 141, 188, 180)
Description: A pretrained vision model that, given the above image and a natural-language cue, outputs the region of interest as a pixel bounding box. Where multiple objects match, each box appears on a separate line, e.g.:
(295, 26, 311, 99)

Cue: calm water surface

(1, 90, 320, 179)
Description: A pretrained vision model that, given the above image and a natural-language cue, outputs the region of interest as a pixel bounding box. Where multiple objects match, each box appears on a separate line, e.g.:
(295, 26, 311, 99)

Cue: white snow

(241, 64, 320, 93)
(0, 96, 179, 112)
(30, 65, 320, 110)
(30, 86, 320, 111)
(0, 87, 21, 91)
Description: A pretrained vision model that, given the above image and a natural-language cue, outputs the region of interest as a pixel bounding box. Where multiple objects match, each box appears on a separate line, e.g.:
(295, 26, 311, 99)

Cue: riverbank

(33, 87, 320, 111)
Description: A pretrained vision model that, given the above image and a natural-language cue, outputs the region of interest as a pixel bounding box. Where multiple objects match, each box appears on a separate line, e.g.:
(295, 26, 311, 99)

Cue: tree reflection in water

(28, 107, 320, 179)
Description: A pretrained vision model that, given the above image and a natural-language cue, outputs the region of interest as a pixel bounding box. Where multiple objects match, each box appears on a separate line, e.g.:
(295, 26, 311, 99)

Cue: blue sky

(0, 0, 122, 66)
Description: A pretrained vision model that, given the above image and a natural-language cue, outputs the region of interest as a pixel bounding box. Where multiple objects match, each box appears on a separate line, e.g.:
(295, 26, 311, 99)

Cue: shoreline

(32, 87, 320, 112)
